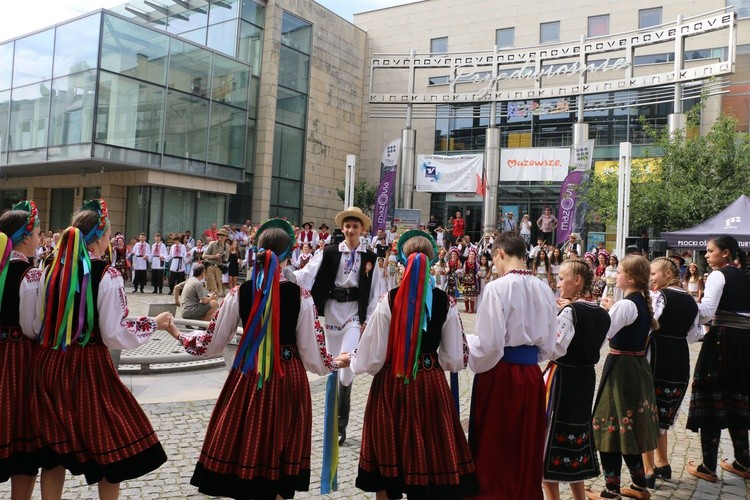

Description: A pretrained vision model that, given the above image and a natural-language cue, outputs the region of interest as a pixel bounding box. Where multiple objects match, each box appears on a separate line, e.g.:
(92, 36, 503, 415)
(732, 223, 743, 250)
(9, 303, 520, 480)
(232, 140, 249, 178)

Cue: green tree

(336, 179, 378, 215)
(582, 113, 750, 234)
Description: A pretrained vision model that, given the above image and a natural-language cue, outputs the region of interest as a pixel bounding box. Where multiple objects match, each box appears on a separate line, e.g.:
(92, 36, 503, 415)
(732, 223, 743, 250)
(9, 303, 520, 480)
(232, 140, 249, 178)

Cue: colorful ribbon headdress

(232, 218, 296, 388)
(9, 200, 39, 245)
(0, 233, 12, 312)
(81, 199, 109, 244)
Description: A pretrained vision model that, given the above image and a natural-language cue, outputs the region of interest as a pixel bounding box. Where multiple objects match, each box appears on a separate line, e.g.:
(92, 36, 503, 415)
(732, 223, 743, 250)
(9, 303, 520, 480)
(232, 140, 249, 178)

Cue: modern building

(354, 0, 749, 241)
(0, 0, 365, 237)
(1, 0, 749, 242)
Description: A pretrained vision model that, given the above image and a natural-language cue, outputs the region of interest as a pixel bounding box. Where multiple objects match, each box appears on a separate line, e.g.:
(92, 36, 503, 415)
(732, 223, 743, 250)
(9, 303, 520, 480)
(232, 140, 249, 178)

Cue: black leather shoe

(644, 474, 655, 489)
(338, 429, 346, 445)
(653, 464, 672, 480)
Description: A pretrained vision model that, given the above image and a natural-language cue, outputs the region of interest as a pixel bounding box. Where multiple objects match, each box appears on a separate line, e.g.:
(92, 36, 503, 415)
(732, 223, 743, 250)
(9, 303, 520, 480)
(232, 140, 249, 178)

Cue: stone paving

(2, 289, 749, 498)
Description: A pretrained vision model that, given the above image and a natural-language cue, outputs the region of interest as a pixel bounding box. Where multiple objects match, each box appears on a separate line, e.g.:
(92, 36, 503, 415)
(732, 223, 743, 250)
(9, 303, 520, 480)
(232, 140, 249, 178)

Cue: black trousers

(133, 269, 148, 290)
(151, 269, 164, 290)
(169, 271, 185, 293)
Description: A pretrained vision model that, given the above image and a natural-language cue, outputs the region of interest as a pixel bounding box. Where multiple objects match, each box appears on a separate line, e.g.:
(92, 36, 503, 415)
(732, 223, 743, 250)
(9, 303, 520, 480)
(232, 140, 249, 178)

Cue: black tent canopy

(662, 195, 750, 250)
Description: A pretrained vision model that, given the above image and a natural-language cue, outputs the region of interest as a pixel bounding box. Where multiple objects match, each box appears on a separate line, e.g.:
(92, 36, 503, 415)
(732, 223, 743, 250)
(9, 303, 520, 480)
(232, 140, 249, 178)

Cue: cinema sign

(368, 12, 736, 103)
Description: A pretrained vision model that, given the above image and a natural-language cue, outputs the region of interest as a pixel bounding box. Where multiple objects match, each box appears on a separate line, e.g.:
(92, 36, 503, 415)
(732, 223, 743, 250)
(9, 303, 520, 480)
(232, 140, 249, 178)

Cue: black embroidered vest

(387, 287, 449, 353)
(609, 292, 650, 352)
(310, 246, 377, 323)
(240, 280, 300, 344)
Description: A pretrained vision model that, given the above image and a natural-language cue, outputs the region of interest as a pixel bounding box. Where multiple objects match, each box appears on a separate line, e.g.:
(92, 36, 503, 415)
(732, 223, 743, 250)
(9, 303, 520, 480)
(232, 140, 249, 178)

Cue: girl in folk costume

(172, 219, 339, 499)
(461, 248, 479, 313)
(432, 247, 448, 291)
(475, 251, 492, 311)
(0, 201, 43, 499)
(542, 259, 611, 500)
(445, 247, 461, 298)
(385, 244, 401, 290)
(336, 231, 478, 499)
(30, 199, 176, 499)
(592, 251, 609, 302)
(641, 257, 700, 488)
(549, 247, 564, 294)
(533, 248, 551, 284)
(686, 235, 750, 483)
(683, 262, 704, 302)
(603, 255, 619, 300)
(295, 242, 314, 270)
(112, 235, 130, 282)
(589, 255, 660, 500)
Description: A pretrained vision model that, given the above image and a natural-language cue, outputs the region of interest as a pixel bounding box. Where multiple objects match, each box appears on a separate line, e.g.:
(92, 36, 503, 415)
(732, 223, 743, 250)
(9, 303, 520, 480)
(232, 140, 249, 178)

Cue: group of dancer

(2, 198, 750, 500)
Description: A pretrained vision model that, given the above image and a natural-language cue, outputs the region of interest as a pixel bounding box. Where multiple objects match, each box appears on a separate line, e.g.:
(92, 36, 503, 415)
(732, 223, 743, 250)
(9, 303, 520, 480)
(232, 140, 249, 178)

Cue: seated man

(180, 264, 219, 321)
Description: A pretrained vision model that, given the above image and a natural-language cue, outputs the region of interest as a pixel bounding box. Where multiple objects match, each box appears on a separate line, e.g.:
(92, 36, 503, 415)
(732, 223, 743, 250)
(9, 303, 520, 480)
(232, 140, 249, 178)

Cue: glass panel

(50, 188, 75, 232)
(164, 90, 208, 160)
(272, 124, 304, 180)
(276, 87, 306, 128)
(208, 101, 245, 167)
(96, 72, 164, 153)
(148, 186, 163, 238)
(126, 186, 148, 241)
(588, 15, 609, 37)
(101, 15, 169, 85)
(269, 205, 299, 224)
(13, 29, 54, 87)
(54, 14, 101, 77)
(209, 0, 239, 24)
(162, 188, 196, 235)
(0, 189, 27, 211)
(228, 180, 252, 225)
(179, 28, 207, 46)
(0, 43, 13, 91)
(540, 21, 560, 44)
(271, 178, 301, 207)
(82, 187, 101, 200)
(278, 46, 309, 94)
(211, 54, 250, 108)
(248, 76, 259, 118)
(49, 71, 96, 146)
(239, 21, 263, 75)
(196, 192, 226, 233)
(639, 7, 662, 28)
(0, 90, 9, 158)
(168, 38, 212, 97)
(281, 12, 311, 55)
(431, 37, 448, 54)
(167, 7, 208, 34)
(244, 118, 256, 173)
(9, 82, 50, 151)
(241, 0, 265, 28)
(207, 20, 237, 56)
(496, 28, 514, 48)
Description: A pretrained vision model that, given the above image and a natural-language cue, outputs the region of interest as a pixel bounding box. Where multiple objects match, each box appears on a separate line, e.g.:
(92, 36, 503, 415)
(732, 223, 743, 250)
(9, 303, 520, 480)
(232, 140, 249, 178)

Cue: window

(431, 37, 448, 54)
(539, 22, 560, 44)
(588, 15, 609, 37)
(639, 7, 662, 28)
(496, 28, 514, 48)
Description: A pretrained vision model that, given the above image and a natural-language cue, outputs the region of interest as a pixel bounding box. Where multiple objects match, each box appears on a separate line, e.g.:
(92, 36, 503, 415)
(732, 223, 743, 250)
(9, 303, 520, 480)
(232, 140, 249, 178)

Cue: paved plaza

(3, 291, 749, 498)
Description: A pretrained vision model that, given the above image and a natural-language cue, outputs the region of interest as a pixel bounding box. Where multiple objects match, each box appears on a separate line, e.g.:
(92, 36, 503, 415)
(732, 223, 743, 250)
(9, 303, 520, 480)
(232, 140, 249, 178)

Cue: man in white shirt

(130, 233, 150, 293)
(150, 233, 168, 294)
(167, 234, 187, 295)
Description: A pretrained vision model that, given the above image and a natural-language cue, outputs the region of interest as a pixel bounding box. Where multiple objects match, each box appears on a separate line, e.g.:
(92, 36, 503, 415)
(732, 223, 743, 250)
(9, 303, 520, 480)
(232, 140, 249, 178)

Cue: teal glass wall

(270, 12, 312, 223)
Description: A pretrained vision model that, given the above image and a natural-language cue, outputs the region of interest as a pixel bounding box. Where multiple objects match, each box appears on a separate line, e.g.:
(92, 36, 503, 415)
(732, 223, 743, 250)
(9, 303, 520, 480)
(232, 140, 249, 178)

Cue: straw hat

(335, 206, 371, 230)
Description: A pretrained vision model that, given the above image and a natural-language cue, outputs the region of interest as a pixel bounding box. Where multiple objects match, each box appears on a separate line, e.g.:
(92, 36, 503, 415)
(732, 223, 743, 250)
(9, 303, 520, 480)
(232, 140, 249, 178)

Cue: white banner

(499, 148, 570, 182)
(570, 139, 595, 171)
(416, 154, 484, 193)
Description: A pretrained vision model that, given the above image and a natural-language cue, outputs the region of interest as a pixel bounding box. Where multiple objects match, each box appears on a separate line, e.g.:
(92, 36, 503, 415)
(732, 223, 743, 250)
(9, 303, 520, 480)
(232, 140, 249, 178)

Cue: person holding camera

(203, 228, 229, 297)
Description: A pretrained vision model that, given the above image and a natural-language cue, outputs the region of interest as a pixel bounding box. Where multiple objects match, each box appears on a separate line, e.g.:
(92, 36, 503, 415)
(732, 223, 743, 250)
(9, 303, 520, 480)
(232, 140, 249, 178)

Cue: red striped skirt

(29, 341, 166, 485)
(356, 359, 478, 499)
(468, 360, 545, 500)
(0, 334, 39, 481)
(191, 354, 313, 500)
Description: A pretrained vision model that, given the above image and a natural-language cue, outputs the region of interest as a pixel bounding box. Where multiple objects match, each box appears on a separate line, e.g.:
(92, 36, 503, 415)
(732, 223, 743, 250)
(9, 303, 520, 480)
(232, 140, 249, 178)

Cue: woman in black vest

(174, 219, 340, 499)
(589, 255, 659, 500)
(337, 230, 478, 499)
(687, 235, 750, 482)
(0, 201, 42, 499)
(31, 199, 176, 499)
(642, 257, 699, 487)
(543, 259, 610, 500)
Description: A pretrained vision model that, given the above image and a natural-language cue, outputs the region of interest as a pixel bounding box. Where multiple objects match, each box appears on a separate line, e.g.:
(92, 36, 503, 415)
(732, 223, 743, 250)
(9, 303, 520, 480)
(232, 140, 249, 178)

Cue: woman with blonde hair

(337, 230, 477, 499)
(588, 255, 660, 500)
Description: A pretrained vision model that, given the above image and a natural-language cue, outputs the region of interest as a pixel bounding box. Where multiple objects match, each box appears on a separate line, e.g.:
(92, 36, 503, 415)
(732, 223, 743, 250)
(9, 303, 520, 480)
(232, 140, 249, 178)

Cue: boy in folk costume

(150, 233, 167, 294)
(318, 223, 331, 245)
(130, 233, 150, 292)
(294, 207, 383, 445)
(467, 232, 557, 499)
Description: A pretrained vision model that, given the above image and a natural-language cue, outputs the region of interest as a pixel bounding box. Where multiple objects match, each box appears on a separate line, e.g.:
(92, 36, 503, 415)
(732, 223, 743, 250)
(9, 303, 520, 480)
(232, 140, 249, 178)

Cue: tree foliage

(336, 179, 379, 215)
(582, 113, 750, 234)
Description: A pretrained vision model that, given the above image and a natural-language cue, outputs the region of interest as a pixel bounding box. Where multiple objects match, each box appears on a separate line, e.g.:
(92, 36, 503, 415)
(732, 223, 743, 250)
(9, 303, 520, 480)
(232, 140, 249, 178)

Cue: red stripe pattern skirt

(469, 360, 546, 500)
(0, 335, 39, 481)
(356, 359, 478, 500)
(191, 355, 313, 500)
(29, 342, 166, 484)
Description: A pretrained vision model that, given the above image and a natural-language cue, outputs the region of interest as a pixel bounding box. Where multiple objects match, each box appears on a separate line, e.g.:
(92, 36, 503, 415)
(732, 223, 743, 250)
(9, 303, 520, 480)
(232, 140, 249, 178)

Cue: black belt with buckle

(0, 327, 24, 343)
(280, 344, 299, 361)
(330, 287, 359, 302)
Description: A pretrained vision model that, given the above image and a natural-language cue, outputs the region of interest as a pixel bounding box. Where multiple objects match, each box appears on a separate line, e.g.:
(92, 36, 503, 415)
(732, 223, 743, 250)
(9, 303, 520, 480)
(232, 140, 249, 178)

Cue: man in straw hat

(203, 227, 230, 297)
(294, 206, 384, 445)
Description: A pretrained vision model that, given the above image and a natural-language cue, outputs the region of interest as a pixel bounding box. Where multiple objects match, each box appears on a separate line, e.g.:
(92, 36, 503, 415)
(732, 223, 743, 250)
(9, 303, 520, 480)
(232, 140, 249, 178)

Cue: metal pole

(483, 128, 501, 235)
(400, 129, 417, 209)
(347, 155, 356, 208)
(615, 142, 632, 259)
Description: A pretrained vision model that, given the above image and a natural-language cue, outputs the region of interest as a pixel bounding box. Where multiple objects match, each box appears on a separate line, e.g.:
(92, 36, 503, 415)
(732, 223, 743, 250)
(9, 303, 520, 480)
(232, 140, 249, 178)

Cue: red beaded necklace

(502, 268, 533, 277)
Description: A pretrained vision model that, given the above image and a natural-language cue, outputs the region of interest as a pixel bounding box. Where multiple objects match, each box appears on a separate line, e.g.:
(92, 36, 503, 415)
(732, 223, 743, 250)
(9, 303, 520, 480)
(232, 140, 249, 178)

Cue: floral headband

(10, 200, 39, 245)
(82, 199, 109, 244)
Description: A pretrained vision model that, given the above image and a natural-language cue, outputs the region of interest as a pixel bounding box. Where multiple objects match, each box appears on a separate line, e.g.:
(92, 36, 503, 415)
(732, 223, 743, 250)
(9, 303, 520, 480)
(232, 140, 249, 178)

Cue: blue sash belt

(501, 345, 538, 365)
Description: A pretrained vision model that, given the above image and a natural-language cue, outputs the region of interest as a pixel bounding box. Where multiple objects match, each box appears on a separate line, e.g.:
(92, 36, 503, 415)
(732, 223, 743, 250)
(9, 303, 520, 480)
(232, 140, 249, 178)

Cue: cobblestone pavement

(3, 290, 749, 498)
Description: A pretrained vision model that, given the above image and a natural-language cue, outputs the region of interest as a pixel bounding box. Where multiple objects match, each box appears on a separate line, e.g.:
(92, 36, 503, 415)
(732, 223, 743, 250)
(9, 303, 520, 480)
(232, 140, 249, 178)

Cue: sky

(1, 0, 420, 42)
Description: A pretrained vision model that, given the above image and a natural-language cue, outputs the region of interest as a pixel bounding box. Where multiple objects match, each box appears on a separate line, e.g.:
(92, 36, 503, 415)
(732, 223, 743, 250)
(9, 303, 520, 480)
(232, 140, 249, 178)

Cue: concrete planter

(223, 337, 240, 368)
(109, 348, 122, 368)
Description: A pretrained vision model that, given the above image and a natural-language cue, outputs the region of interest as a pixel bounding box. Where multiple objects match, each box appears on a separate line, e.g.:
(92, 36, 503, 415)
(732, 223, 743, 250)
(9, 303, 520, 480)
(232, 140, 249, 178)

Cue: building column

(398, 128, 416, 209)
(572, 123, 589, 146)
(483, 128, 501, 235)
(668, 113, 686, 137)
(101, 184, 127, 234)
